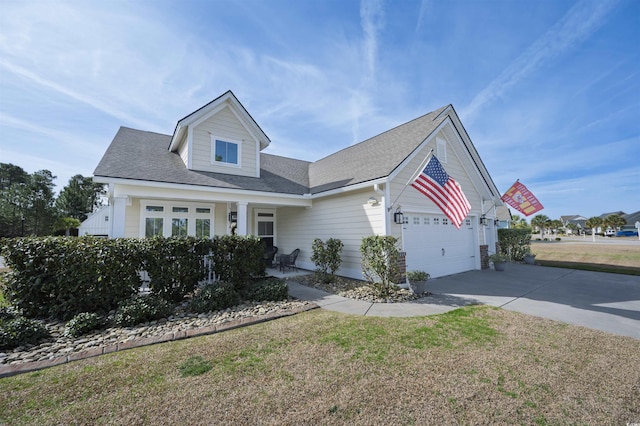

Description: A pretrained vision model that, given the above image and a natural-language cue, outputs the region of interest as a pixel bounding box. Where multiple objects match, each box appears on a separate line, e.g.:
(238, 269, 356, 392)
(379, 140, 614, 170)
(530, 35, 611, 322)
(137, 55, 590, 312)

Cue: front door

(255, 209, 276, 248)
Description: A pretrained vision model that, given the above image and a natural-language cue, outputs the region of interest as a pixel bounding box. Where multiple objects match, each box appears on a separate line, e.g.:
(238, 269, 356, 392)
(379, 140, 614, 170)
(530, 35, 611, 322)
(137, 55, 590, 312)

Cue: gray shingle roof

(94, 105, 450, 196)
(309, 106, 448, 193)
(94, 127, 310, 195)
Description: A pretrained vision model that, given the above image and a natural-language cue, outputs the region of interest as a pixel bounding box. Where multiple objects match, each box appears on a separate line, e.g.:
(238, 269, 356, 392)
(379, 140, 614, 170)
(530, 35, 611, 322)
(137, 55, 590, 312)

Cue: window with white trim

(140, 201, 214, 238)
(212, 138, 240, 166)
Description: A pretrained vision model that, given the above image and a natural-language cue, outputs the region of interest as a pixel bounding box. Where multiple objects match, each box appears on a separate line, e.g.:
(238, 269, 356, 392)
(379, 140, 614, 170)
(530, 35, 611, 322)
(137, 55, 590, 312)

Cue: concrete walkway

(287, 263, 640, 339)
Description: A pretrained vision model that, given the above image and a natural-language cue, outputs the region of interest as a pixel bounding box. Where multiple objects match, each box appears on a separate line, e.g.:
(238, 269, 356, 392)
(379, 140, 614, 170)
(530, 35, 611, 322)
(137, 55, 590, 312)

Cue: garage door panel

(404, 213, 475, 278)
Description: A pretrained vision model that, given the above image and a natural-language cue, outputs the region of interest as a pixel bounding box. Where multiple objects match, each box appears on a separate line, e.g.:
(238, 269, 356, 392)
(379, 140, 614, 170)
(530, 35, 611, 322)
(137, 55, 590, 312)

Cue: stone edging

(0, 303, 319, 379)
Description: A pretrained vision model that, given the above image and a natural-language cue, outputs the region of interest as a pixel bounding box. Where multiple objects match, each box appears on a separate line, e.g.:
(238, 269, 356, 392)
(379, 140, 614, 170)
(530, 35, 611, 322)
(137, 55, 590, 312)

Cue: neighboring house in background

(90, 91, 503, 280)
(622, 211, 640, 231)
(560, 215, 587, 234)
(78, 206, 109, 237)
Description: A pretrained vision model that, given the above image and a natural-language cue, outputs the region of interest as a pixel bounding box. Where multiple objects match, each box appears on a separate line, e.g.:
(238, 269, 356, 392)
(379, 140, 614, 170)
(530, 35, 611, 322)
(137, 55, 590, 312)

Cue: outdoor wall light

(393, 208, 404, 224)
(480, 215, 487, 226)
(367, 197, 379, 206)
(228, 212, 237, 222)
(494, 219, 500, 227)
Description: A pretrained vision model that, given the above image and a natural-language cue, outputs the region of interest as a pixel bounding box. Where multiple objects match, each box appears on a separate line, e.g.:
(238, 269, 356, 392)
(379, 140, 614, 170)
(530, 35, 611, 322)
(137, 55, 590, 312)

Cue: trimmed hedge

(0, 235, 267, 321)
(0, 237, 143, 320)
(497, 228, 532, 261)
(141, 237, 211, 303)
(209, 235, 265, 292)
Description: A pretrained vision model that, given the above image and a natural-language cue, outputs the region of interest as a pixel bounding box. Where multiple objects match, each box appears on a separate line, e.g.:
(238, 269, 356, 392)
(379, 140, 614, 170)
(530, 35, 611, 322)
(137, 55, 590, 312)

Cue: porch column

(236, 202, 248, 235)
(111, 196, 128, 238)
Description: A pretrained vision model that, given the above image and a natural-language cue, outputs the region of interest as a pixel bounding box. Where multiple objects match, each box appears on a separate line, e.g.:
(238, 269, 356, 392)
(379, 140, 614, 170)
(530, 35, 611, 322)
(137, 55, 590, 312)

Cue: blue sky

(1, 0, 638, 222)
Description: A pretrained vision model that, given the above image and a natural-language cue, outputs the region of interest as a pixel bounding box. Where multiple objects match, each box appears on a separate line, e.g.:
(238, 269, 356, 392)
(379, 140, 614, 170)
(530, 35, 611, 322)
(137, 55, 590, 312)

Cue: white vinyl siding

(190, 106, 258, 177)
(277, 188, 386, 280)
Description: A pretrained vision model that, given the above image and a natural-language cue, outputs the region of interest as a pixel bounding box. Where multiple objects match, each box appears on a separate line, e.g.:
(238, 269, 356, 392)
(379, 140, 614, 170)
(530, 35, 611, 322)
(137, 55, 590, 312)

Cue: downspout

(373, 183, 386, 234)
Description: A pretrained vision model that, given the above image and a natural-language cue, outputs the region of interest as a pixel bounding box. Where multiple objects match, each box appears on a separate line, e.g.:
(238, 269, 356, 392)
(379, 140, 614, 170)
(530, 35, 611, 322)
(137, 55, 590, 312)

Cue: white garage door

(403, 213, 476, 278)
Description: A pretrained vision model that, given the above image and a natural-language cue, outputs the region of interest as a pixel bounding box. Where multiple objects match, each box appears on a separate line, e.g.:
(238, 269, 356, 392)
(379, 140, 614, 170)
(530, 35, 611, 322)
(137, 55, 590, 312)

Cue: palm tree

(585, 216, 602, 242)
(531, 214, 550, 237)
(510, 214, 529, 229)
(604, 214, 626, 233)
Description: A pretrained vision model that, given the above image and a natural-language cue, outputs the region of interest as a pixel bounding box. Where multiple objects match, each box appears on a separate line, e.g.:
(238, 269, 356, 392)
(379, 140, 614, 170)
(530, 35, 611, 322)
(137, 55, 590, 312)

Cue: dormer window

(212, 137, 240, 166)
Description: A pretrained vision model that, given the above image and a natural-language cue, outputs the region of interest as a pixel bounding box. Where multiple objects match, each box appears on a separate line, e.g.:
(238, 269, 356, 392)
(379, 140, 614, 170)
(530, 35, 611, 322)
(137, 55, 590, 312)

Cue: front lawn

(1, 306, 638, 425)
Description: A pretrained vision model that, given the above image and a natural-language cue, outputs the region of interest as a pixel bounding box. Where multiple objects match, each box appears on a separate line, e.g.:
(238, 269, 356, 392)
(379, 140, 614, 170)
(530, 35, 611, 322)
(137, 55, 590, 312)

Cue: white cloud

(461, 0, 620, 123)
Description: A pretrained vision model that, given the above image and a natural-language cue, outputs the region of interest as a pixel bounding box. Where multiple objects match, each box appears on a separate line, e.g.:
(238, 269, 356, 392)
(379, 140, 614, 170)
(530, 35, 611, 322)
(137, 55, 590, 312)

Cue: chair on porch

(264, 246, 278, 268)
(279, 248, 300, 273)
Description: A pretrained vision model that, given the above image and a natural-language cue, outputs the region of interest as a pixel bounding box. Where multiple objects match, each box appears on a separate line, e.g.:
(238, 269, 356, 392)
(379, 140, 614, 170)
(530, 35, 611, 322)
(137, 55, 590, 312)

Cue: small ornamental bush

(65, 312, 104, 338)
(190, 282, 240, 314)
(311, 238, 344, 283)
(0, 316, 49, 350)
(360, 235, 401, 292)
(243, 278, 288, 302)
(113, 295, 173, 327)
(0, 305, 20, 321)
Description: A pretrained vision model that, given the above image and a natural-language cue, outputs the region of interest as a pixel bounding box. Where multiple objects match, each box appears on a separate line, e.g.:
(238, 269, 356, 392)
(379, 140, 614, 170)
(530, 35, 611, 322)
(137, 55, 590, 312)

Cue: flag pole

(388, 149, 434, 212)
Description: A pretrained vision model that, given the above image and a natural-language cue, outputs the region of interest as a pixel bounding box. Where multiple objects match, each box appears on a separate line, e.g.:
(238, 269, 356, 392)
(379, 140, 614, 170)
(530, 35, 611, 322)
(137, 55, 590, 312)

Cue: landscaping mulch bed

(292, 273, 424, 303)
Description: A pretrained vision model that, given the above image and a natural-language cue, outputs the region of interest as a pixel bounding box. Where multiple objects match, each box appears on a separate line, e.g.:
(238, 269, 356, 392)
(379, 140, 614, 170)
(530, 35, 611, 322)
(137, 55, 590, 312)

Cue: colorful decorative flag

(500, 180, 544, 216)
(411, 155, 471, 229)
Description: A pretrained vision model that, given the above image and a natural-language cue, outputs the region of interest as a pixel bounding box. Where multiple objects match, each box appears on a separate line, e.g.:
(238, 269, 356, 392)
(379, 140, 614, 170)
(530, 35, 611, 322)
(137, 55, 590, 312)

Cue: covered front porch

(103, 181, 312, 240)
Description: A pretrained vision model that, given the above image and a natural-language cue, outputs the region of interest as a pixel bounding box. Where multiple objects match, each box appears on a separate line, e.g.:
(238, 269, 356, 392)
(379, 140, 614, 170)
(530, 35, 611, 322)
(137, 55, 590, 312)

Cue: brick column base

(480, 245, 489, 269)
(396, 251, 407, 283)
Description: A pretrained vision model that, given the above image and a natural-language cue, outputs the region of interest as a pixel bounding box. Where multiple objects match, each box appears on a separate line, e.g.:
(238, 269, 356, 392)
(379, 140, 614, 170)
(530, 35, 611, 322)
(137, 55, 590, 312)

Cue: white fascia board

(169, 126, 186, 152)
(445, 112, 502, 201)
(447, 116, 503, 206)
(94, 177, 312, 206)
(307, 177, 388, 199)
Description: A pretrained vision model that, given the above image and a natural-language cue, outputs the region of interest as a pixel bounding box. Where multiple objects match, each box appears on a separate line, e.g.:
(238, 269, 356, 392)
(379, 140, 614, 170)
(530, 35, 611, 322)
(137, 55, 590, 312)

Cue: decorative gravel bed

(292, 274, 424, 303)
(0, 299, 312, 367)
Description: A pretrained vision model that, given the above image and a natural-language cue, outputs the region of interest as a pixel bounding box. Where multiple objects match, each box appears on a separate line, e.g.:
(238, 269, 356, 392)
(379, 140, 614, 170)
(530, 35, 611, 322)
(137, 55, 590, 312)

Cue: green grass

(2, 307, 639, 425)
(536, 260, 640, 275)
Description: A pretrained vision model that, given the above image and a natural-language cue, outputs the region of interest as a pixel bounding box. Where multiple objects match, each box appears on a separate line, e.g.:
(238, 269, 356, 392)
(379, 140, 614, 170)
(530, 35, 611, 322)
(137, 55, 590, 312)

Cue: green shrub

(0, 237, 143, 319)
(311, 238, 344, 283)
(209, 235, 265, 292)
(407, 270, 430, 282)
(0, 316, 49, 350)
(141, 237, 212, 303)
(113, 295, 173, 327)
(0, 305, 20, 321)
(497, 229, 532, 261)
(360, 235, 401, 292)
(243, 278, 288, 302)
(65, 312, 104, 338)
(190, 282, 240, 314)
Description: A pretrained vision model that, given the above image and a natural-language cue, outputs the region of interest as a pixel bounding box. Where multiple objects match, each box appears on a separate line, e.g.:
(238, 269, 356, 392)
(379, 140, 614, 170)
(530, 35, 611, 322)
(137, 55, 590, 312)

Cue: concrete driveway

(427, 263, 640, 339)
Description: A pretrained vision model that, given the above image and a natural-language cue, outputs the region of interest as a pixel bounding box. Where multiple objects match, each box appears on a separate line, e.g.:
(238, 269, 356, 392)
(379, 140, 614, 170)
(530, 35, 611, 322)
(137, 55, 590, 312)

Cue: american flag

(411, 155, 471, 229)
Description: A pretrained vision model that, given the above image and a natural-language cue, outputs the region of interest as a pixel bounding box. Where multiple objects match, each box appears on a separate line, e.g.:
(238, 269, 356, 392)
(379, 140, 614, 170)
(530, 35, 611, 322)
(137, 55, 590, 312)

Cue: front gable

(169, 91, 270, 178)
(389, 108, 501, 217)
